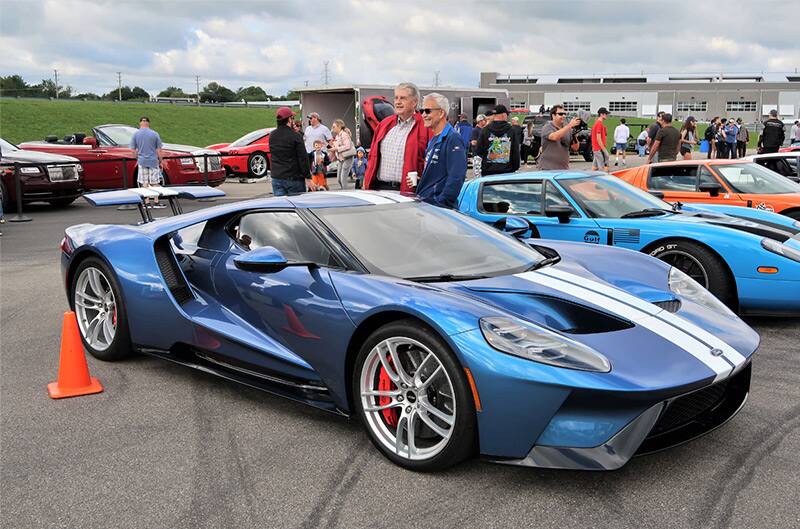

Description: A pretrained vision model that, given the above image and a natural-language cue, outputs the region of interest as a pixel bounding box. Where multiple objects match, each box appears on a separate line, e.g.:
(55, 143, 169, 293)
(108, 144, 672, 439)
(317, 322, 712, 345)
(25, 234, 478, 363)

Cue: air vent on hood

(652, 299, 681, 313)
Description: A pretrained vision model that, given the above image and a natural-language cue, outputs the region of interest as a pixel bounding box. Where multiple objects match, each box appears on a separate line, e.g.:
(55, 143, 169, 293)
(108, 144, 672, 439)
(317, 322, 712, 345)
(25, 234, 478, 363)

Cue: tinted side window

(234, 212, 337, 266)
(544, 182, 577, 216)
(481, 181, 543, 215)
(648, 166, 699, 191)
(698, 166, 718, 186)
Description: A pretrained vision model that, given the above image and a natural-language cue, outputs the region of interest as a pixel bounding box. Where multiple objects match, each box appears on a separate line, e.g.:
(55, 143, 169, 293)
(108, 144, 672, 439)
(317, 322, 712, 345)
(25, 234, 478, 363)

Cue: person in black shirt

(269, 107, 313, 196)
(476, 105, 520, 175)
(758, 109, 786, 154)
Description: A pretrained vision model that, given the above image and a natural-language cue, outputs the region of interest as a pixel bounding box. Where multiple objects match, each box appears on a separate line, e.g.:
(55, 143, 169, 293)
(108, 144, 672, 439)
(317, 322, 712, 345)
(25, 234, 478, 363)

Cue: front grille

(46, 164, 78, 182)
(653, 299, 682, 313)
(154, 238, 194, 305)
(649, 380, 729, 436)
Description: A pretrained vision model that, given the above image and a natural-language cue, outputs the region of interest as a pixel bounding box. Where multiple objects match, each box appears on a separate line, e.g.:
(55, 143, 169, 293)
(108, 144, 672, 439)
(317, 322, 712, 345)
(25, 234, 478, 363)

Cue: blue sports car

(62, 188, 758, 471)
(458, 171, 800, 315)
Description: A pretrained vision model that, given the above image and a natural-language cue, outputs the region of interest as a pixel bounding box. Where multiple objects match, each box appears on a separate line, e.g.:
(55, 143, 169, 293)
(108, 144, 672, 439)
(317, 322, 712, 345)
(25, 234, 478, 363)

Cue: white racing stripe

(516, 271, 735, 382)
(541, 268, 747, 367)
(333, 191, 404, 205)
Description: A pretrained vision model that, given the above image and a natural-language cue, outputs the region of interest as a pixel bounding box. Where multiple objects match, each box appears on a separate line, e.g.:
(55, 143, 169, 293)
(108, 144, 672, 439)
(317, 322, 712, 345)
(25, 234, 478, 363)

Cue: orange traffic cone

(47, 311, 104, 399)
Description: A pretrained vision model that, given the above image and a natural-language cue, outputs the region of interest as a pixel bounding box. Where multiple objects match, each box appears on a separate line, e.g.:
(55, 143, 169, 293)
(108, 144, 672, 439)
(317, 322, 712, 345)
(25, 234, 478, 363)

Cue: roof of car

(471, 171, 606, 183)
(745, 152, 799, 159)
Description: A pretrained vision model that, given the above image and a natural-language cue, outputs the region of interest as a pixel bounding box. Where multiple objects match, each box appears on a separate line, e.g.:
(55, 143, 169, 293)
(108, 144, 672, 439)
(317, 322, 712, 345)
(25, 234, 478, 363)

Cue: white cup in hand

(407, 171, 418, 187)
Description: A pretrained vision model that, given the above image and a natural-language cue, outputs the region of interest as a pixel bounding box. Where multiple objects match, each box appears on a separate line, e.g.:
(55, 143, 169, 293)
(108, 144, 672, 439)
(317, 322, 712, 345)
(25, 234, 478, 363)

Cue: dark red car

(20, 124, 225, 190)
(1, 138, 84, 208)
(207, 128, 273, 179)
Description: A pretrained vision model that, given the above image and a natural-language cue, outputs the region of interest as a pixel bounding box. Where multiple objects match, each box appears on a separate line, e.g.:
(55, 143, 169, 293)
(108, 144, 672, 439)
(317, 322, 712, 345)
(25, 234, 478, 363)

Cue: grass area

(0, 98, 283, 147)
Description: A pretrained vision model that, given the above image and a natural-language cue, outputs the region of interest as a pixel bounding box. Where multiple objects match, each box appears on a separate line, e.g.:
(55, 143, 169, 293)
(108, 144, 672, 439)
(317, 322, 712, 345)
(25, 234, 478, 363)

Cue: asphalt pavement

(2, 164, 799, 529)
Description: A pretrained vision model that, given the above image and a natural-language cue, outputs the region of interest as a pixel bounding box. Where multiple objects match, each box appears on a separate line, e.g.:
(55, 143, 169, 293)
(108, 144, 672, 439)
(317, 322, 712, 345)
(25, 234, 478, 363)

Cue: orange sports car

(613, 159, 800, 220)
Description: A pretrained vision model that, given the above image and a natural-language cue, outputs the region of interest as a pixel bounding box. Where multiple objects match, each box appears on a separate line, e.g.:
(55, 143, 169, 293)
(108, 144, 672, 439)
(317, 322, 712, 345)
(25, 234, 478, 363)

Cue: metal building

(480, 72, 800, 122)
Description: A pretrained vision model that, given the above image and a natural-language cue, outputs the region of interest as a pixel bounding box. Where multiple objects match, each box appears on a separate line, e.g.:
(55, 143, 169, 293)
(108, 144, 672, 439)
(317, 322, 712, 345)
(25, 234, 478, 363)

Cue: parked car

(207, 128, 273, 179)
(0, 138, 83, 208)
(458, 171, 800, 315)
(613, 159, 800, 220)
(779, 145, 800, 153)
(20, 124, 225, 189)
(745, 152, 800, 183)
(62, 190, 756, 471)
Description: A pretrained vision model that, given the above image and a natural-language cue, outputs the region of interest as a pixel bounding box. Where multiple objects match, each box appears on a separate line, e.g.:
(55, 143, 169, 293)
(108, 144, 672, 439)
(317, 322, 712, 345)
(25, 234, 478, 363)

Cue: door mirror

(493, 216, 531, 238)
(649, 191, 665, 199)
(233, 246, 317, 273)
(83, 136, 98, 148)
(545, 205, 574, 224)
(698, 182, 722, 197)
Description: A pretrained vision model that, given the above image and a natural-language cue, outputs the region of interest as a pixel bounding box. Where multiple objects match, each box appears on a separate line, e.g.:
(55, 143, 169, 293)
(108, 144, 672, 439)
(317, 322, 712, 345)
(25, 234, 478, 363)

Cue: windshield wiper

(405, 273, 490, 283)
(527, 255, 561, 271)
(620, 208, 671, 219)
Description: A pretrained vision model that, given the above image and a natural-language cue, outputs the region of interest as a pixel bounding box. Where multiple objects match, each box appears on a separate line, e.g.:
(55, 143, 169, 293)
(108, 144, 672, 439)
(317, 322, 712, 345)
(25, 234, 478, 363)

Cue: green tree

(200, 82, 236, 103)
(157, 86, 190, 98)
(75, 92, 101, 100)
(130, 86, 150, 100)
(235, 85, 267, 101)
(36, 79, 58, 98)
(0, 75, 29, 97)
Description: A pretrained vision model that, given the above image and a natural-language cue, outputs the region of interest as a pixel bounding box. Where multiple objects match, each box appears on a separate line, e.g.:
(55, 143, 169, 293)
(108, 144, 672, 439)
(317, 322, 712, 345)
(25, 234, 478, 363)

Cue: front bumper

(489, 362, 751, 470)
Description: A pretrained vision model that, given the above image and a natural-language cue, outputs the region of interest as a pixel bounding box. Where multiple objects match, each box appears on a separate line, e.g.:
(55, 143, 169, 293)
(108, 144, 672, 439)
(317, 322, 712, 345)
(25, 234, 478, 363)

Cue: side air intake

(154, 237, 194, 305)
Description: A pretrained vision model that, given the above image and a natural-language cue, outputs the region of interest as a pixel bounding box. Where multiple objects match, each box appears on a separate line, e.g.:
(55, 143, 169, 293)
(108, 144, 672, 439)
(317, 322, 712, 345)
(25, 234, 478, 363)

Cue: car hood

(1, 149, 80, 164)
(162, 142, 220, 155)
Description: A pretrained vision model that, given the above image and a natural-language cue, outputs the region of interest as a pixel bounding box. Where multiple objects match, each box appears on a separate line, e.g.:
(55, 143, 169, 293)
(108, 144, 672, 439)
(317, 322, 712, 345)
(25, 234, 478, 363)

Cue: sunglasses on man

(420, 108, 442, 115)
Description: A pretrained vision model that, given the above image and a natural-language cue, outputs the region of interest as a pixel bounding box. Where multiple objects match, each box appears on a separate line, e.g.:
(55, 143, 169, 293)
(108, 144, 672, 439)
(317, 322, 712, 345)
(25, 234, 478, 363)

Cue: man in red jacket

(363, 82, 433, 192)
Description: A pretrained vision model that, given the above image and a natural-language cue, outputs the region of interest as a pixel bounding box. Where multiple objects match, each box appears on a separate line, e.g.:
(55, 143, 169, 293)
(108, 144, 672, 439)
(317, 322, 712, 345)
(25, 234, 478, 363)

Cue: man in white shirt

(613, 118, 631, 166)
(303, 112, 332, 154)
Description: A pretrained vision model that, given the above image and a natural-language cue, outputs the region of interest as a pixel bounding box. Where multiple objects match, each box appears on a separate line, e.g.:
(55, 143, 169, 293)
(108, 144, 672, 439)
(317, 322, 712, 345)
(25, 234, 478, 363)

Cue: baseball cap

(769, 109, 778, 117)
(485, 109, 495, 117)
(597, 107, 609, 115)
(276, 107, 295, 120)
(493, 104, 509, 115)
(476, 114, 486, 121)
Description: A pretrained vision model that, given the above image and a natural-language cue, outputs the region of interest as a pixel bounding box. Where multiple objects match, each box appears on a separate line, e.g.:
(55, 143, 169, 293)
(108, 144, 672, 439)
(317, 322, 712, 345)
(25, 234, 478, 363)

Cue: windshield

(230, 129, 269, 148)
(559, 174, 671, 218)
(96, 125, 137, 146)
(0, 138, 20, 152)
(715, 163, 800, 194)
(315, 202, 544, 279)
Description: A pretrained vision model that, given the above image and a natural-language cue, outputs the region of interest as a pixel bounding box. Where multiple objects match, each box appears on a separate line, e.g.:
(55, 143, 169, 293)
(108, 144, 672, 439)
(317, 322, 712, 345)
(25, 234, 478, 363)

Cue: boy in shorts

(310, 139, 329, 191)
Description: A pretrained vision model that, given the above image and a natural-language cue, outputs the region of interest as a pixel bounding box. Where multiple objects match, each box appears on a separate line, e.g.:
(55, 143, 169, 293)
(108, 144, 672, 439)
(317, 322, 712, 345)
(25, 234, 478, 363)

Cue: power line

(195, 75, 201, 104)
(434, 70, 440, 87)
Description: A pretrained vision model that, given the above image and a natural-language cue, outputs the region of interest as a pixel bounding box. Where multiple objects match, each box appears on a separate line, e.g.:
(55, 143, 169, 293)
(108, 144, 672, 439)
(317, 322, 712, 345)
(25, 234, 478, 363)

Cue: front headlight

(180, 157, 195, 166)
(668, 267, 737, 318)
(19, 166, 41, 174)
(76, 164, 83, 173)
(479, 317, 611, 372)
(794, 221, 800, 229)
(762, 238, 800, 263)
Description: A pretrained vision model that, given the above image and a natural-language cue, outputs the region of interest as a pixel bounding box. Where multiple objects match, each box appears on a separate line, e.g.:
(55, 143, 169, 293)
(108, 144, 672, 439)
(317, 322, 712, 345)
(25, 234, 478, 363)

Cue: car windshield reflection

(559, 175, 672, 218)
(96, 125, 137, 146)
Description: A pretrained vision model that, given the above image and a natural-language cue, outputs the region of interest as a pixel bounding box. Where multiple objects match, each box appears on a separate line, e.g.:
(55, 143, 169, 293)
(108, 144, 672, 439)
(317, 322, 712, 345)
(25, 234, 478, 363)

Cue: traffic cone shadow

(47, 311, 104, 399)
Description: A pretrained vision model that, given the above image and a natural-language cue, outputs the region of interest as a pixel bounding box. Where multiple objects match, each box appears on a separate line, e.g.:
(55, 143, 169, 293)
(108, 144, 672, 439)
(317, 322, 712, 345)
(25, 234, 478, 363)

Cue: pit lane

(2, 163, 799, 529)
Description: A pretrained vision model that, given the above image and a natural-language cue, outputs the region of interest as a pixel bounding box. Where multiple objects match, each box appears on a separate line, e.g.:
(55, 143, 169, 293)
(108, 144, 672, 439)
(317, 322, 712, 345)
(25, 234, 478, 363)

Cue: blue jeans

(272, 178, 306, 196)
(637, 144, 646, 157)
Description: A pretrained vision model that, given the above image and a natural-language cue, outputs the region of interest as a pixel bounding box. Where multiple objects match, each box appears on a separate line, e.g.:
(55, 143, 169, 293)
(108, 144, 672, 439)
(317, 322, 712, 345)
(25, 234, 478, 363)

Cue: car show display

(207, 128, 273, 179)
(59, 189, 758, 471)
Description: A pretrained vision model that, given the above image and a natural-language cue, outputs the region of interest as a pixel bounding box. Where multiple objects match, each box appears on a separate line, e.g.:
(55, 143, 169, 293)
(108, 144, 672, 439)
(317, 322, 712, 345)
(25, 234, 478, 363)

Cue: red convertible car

(20, 124, 225, 190)
(207, 128, 273, 179)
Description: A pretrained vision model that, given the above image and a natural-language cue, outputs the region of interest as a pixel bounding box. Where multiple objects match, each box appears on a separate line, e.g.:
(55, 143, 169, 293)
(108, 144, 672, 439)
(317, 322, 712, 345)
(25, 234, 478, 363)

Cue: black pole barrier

(117, 159, 138, 211)
(9, 163, 32, 223)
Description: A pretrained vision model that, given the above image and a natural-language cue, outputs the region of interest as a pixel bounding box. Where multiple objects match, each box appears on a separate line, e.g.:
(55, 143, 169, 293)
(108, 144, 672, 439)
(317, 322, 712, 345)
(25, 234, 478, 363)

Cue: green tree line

(0, 74, 298, 102)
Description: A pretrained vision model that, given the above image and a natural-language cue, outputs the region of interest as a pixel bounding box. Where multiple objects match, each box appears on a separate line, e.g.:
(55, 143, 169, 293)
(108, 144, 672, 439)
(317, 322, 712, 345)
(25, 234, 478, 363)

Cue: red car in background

(20, 124, 225, 190)
(780, 145, 800, 153)
(207, 128, 273, 179)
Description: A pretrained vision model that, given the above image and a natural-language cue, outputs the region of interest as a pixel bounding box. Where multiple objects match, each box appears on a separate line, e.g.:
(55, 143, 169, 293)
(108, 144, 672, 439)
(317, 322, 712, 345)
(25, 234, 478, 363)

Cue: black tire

(247, 152, 269, 178)
(352, 319, 477, 471)
(647, 240, 735, 306)
(161, 171, 171, 186)
(48, 197, 76, 208)
(70, 256, 132, 361)
(782, 210, 800, 221)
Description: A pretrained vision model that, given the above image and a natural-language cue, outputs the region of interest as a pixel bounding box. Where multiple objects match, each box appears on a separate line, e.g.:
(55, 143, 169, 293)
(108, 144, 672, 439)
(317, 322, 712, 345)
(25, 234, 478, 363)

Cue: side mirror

(698, 182, 722, 197)
(545, 205, 574, 224)
(83, 137, 98, 148)
(233, 246, 316, 273)
(493, 216, 531, 238)
(649, 191, 665, 199)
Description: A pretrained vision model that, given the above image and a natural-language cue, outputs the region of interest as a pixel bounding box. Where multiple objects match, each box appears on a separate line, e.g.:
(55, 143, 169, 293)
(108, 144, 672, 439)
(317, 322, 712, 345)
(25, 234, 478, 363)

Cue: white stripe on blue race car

(515, 271, 734, 382)
(334, 191, 414, 205)
(540, 268, 747, 368)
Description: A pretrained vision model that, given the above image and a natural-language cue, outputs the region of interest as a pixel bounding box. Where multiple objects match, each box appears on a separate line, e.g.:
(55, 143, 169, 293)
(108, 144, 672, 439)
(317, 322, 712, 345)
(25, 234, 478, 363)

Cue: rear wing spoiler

(82, 186, 225, 222)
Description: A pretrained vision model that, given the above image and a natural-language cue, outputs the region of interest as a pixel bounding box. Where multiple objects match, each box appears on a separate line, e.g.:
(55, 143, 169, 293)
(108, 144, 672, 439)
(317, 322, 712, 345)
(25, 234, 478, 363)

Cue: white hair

(424, 92, 450, 113)
(396, 82, 421, 101)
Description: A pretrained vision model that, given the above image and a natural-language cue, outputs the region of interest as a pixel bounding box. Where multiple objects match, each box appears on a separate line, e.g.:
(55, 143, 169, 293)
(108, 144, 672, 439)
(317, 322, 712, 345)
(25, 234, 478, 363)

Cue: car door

(215, 210, 354, 379)
(475, 179, 604, 243)
(646, 164, 747, 206)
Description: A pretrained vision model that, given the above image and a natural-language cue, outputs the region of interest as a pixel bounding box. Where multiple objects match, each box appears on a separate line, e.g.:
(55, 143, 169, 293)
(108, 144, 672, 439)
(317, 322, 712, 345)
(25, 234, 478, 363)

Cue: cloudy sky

(1, 0, 798, 96)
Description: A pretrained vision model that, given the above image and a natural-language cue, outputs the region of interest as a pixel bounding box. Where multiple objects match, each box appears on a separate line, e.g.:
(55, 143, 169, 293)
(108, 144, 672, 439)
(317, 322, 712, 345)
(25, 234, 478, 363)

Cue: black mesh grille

(650, 379, 729, 436)
(154, 238, 193, 305)
(653, 299, 682, 313)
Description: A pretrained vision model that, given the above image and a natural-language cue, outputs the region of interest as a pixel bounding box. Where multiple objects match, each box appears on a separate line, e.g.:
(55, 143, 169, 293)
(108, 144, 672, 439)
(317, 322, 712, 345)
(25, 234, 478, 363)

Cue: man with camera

(538, 104, 581, 171)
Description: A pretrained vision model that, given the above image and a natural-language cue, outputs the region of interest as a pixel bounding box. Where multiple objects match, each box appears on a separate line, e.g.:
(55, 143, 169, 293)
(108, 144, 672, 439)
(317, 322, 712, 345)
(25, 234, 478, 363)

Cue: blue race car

(62, 188, 758, 471)
(458, 171, 800, 316)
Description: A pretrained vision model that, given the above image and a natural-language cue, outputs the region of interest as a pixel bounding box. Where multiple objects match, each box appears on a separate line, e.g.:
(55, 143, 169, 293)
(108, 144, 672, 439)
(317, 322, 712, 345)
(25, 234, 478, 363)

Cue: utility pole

(195, 75, 201, 104)
(54, 69, 59, 99)
(434, 70, 440, 87)
(323, 61, 330, 86)
(117, 72, 122, 101)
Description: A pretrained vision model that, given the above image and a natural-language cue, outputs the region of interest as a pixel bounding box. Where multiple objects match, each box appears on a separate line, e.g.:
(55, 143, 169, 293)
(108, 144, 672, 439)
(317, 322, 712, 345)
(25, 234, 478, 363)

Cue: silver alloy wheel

(250, 154, 268, 176)
(360, 337, 456, 461)
(74, 267, 117, 351)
